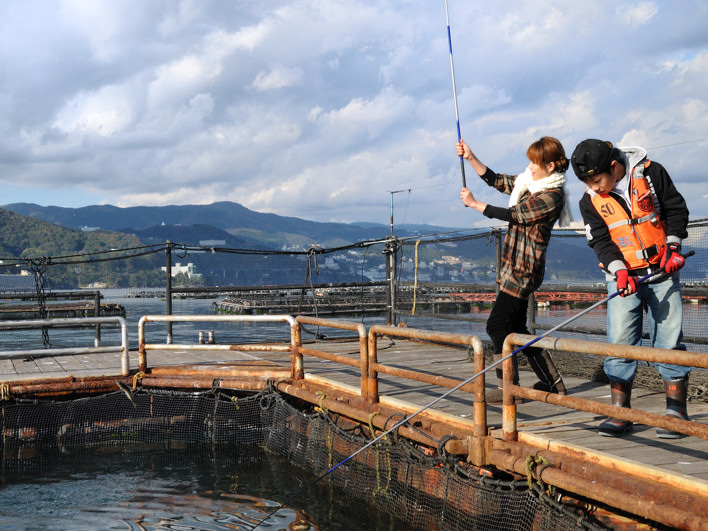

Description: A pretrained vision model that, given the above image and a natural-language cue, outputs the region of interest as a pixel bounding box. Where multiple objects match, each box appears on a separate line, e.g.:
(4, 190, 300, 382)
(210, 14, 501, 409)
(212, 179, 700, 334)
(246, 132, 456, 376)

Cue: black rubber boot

(599, 380, 633, 437)
(486, 353, 522, 404)
(656, 377, 689, 439)
(526, 350, 567, 395)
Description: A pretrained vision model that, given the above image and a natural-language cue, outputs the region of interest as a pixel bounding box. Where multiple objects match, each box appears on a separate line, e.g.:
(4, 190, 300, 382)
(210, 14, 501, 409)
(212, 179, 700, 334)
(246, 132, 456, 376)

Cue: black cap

(571, 139, 614, 180)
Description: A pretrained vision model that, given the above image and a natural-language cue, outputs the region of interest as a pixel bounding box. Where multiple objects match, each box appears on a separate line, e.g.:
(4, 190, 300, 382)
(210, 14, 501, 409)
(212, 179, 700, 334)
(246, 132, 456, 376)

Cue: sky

(1, 0, 708, 230)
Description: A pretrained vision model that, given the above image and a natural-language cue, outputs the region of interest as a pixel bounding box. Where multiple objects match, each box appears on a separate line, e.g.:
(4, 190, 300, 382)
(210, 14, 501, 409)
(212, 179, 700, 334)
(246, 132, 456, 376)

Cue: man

(571, 139, 690, 438)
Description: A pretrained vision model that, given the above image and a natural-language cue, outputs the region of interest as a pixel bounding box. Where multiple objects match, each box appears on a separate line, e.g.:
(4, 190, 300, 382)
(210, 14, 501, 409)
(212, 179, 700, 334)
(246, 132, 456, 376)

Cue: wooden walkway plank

(34, 357, 65, 374)
(55, 355, 91, 371)
(0, 359, 15, 375)
(11, 358, 41, 374)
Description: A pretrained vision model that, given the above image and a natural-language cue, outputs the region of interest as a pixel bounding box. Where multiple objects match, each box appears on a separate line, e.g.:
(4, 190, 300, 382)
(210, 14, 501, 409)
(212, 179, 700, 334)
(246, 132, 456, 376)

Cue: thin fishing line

(647, 137, 708, 151)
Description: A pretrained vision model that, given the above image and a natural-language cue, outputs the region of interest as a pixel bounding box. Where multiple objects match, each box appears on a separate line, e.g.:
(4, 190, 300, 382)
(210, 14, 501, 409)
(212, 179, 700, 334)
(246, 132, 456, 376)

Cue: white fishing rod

(444, 0, 466, 188)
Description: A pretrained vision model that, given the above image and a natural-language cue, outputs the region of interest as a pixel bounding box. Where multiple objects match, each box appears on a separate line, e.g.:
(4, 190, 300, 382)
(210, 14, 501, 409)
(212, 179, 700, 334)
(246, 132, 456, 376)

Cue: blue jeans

(605, 273, 690, 383)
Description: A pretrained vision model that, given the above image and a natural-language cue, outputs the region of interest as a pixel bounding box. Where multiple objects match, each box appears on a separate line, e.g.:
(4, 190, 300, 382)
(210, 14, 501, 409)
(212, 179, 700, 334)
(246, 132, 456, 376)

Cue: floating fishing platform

(1, 313, 707, 530)
(0, 290, 125, 321)
(0, 301, 125, 320)
(213, 284, 708, 316)
(210, 284, 595, 316)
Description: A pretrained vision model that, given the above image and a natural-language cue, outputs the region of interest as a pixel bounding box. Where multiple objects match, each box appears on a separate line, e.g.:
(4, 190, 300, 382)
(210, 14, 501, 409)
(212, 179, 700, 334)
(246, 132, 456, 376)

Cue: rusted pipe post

(502, 350, 518, 441)
(94, 291, 101, 347)
(165, 240, 173, 345)
(367, 330, 380, 404)
(358, 322, 369, 403)
(118, 316, 129, 376)
(291, 320, 303, 379)
(473, 335, 487, 438)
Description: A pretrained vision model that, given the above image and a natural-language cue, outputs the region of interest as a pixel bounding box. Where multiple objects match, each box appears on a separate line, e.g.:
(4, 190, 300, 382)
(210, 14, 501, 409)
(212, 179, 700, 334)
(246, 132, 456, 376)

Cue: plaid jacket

(481, 168, 564, 300)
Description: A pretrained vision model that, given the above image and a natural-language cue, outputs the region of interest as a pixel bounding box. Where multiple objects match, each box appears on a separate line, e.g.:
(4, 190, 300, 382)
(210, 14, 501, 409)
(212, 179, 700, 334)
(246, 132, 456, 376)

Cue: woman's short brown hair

(526, 136, 569, 173)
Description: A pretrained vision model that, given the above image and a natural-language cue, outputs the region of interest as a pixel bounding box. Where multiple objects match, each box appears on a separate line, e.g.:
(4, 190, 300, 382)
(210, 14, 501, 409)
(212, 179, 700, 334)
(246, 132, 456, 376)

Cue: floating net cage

(0, 387, 609, 531)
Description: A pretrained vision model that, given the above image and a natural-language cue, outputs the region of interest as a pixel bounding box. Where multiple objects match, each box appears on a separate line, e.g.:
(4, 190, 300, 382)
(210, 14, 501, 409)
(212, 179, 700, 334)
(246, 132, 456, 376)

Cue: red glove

(660, 243, 685, 274)
(615, 269, 637, 297)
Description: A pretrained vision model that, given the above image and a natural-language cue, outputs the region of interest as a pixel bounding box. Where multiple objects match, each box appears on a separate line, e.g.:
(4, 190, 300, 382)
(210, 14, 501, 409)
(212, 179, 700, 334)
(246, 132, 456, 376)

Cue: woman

(457, 137, 573, 402)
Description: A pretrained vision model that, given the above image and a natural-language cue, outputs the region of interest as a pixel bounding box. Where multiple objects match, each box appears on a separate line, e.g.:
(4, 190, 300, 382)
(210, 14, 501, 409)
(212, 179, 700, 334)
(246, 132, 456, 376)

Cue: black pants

(486, 290, 541, 358)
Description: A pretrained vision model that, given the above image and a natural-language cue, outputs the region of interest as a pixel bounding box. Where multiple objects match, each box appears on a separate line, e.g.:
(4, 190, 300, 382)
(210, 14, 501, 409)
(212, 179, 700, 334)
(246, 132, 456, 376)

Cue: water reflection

(0, 444, 401, 530)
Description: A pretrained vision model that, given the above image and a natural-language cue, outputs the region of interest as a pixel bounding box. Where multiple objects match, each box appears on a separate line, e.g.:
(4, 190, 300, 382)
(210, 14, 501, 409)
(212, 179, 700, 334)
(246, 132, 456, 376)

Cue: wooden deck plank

(11, 358, 41, 374)
(54, 355, 91, 371)
(0, 359, 15, 375)
(34, 356, 65, 374)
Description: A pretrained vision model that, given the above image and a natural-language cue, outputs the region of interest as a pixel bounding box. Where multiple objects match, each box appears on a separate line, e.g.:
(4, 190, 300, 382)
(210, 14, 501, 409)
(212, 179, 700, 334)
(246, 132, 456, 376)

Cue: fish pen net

(1, 386, 610, 531)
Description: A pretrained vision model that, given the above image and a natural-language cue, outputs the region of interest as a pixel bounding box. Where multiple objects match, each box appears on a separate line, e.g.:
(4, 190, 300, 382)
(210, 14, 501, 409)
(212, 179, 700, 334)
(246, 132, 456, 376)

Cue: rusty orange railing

(500, 333, 708, 441)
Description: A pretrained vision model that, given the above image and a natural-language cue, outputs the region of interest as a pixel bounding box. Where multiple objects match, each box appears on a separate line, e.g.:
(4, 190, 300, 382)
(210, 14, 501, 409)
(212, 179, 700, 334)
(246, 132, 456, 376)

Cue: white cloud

(57, 0, 129, 62)
(53, 84, 136, 136)
(618, 2, 659, 25)
(251, 65, 304, 90)
(0, 0, 707, 228)
(315, 87, 415, 141)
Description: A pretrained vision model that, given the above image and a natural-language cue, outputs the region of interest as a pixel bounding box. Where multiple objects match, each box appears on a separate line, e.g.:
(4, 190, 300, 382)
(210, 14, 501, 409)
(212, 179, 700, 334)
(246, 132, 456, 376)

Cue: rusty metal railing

(0, 317, 130, 376)
(137, 314, 298, 374)
(137, 315, 487, 428)
(294, 315, 368, 392)
(135, 315, 708, 444)
(367, 324, 487, 437)
(292, 319, 487, 437)
(500, 333, 708, 441)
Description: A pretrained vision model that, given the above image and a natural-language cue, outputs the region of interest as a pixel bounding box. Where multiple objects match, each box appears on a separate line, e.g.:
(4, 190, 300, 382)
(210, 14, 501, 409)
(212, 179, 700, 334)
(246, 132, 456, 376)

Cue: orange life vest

(586, 161, 667, 270)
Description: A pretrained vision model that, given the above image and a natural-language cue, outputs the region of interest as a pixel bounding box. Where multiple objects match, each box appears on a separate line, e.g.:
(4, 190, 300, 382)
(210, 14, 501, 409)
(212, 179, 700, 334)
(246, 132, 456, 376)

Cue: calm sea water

(0, 444, 406, 531)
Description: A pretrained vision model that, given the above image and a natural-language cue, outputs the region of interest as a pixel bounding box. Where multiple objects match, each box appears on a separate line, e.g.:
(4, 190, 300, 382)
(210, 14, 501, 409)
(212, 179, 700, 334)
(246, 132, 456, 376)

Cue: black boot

(656, 377, 689, 439)
(486, 353, 521, 404)
(526, 350, 567, 395)
(599, 380, 633, 437)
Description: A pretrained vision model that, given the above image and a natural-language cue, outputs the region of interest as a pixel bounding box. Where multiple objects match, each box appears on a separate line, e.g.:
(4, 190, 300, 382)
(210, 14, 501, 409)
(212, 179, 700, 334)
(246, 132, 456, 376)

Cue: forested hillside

(0, 209, 163, 288)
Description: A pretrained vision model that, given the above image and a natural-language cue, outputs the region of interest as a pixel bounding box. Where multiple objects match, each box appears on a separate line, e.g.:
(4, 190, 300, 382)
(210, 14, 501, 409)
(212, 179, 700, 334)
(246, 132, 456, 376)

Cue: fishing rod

(444, 0, 466, 188)
(249, 252, 693, 530)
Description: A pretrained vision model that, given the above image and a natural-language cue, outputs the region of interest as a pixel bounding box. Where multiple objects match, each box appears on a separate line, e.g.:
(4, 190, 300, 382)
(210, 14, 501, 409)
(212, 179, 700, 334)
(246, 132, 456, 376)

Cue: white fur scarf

(508, 167, 573, 227)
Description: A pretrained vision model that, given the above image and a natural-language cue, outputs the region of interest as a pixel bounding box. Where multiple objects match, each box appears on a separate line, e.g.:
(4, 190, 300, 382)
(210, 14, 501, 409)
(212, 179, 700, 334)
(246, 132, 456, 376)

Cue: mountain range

(0, 201, 466, 288)
(2, 201, 459, 249)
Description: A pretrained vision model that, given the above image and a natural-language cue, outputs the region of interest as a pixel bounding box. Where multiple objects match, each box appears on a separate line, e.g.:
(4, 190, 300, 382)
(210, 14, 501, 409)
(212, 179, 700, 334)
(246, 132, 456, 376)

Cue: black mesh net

(0, 388, 610, 530)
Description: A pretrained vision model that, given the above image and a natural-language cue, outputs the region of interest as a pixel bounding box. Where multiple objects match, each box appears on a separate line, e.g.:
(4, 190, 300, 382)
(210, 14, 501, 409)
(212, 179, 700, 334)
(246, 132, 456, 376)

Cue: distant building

(160, 262, 203, 279)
